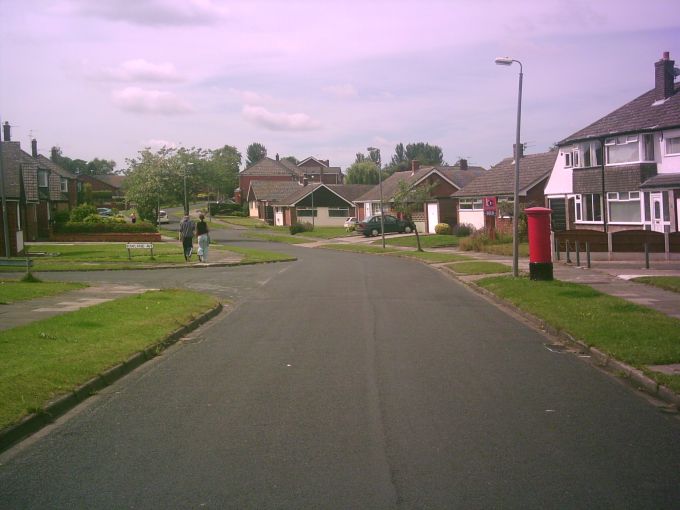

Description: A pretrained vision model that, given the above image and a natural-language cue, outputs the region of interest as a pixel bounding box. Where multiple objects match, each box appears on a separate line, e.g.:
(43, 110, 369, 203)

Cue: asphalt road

(1, 236, 680, 509)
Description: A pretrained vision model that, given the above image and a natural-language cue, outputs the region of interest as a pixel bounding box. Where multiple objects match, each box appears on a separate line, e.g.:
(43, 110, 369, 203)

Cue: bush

(83, 213, 105, 223)
(70, 204, 98, 222)
(53, 210, 71, 224)
(459, 229, 514, 251)
(289, 222, 314, 235)
(54, 221, 157, 234)
(452, 223, 475, 237)
(434, 223, 451, 235)
(209, 202, 242, 216)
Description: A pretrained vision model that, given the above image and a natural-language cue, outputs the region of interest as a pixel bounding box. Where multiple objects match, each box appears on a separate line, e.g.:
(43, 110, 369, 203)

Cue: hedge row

(53, 221, 157, 234)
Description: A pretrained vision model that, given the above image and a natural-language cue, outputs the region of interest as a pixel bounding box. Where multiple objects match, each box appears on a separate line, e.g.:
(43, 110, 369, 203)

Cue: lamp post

(367, 147, 385, 249)
(495, 56, 523, 277)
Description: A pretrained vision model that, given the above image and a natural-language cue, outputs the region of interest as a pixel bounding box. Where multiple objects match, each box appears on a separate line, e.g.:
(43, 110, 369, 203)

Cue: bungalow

(453, 149, 557, 232)
(246, 180, 303, 223)
(544, 51, 680, 233)
(273, 183, 372, 227)
(354, 159, 486, 233)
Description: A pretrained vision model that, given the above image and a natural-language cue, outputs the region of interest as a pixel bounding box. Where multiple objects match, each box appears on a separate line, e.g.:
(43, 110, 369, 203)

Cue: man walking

(179, 215, 195, 261)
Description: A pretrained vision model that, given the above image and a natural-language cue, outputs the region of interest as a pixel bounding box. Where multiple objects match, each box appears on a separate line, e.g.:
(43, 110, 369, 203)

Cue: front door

(427, 202, 439, 234)
(651, 192, 664, 232)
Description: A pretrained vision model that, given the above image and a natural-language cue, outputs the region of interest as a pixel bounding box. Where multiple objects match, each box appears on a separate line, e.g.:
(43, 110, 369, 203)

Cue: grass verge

(0, 289, 218, 429)
(476, 276, 680, 392)
(242, 232, 311, 244)
(447, 261, 511, 275)
(0, 280, 87, 304)
(224, 245, 296, 263)
(375, 234, 461, 248)
(318, 243, 399, 254)
(397, 252, 472, 264)
(632, 276, 680, 294)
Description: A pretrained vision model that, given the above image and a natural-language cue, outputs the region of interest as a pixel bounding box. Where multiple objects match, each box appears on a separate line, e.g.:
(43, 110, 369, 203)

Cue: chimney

(2, 121, 10, 142)
(31, 139, 38, 157)
(655, 51, 676, 101)
(459, 158, 468, 170)
(411, 159, 420, 175)
(275, 153, 279, 161)
(303, 176, 308, 186)
(513, 143, 524, 160)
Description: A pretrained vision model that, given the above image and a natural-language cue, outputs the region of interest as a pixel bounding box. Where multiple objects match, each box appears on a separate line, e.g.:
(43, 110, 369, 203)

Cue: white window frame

(60, 177, 68, 192)
(38, 170, 48, 187)
(328, 207, 349, 218)
(459, 198, 483, 210)
(665, 135, 680, 156)
(564, 152, 572, 168)
(296, 207, 317, 217)
(642, 133, 655, 162)
(606, 191, 642, 224)
(604, 135, 641, 165)
(573, 193, 603, 223)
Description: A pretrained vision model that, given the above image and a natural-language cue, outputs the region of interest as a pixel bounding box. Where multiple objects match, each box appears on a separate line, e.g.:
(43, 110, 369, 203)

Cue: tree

(206, 145, 241, 201)
(385, 142, 445, 174)
(245, 142, 267, 167)
(345, 160, 380, 185)
(391, 180, 435, 252)
(86, 158, 117, 175)
(50, 146, 117, 175)
(282, 155, 299, 165)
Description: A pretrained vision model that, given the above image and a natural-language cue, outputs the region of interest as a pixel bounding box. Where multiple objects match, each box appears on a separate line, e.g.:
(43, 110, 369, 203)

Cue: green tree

(391, 180, 435, 252)
(385, 142, 445, 174)
(345, 160, 380, 185)
(86, 158, 117, 175)
(245, 142, 267, 167)
(282, 155, 299, 165)
(51, 146, 117, 176)
(206, 145, 241, 201)
(124, 147, 174, 222)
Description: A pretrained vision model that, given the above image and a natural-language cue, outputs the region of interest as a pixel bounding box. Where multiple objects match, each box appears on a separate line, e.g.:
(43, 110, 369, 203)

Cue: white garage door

(427, 202, 439, 234)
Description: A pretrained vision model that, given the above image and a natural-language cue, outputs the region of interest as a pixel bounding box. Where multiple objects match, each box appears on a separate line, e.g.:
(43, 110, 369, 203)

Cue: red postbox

(525, 207, 553, 280)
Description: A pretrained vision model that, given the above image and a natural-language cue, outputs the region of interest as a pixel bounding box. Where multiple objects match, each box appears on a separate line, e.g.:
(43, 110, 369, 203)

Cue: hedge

(54, 221, 157, 234)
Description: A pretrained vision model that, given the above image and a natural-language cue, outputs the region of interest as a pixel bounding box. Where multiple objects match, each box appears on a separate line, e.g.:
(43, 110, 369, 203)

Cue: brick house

(544, 51, 680, 233)
(453, 150, 557, 232)
(246, 180, 303, 223)
(354, 159, 486, 233)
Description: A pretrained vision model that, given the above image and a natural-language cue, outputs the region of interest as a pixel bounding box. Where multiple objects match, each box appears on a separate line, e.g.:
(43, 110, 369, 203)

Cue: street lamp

(495, 56, 523, 277)
(366, 147, 385, 249)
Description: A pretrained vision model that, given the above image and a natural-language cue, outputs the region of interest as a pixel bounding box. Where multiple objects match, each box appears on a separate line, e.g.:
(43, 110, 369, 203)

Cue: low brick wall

(49, 233, 162, 242)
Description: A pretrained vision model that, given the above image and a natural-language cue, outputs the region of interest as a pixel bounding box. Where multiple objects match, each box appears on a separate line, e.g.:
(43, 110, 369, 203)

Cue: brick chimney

(32, 139, 38, 157)
(275, 153, 280, 161)
(459, 158, 468, 170)
(411, 159, 420, 175)
(655, 51, 676, 101)
(2, 121, 10, 142)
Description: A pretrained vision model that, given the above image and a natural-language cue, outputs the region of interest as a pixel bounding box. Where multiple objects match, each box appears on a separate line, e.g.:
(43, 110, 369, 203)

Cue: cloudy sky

(1, 0, 679, 172)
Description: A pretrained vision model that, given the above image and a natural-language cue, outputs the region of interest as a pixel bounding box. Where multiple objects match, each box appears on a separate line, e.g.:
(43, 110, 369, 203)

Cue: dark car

(356, 214, 415, 237)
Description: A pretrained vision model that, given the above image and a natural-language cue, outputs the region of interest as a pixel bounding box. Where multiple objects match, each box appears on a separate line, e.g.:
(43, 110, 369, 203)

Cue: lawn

(373, 234, 461, 248)
(446, 261, 511, 275)
(216, 216, 270, 228)
(0, 280, 87, 304)
(476, 276, 680, 392)
(317, 243, 399, 254)
(224, 245, 296, 263)
(0, 289, 219, 430)
(0, 243, 290, 271)
(242, 232, 311, 244)
(632, 276, 680, 294)
(297, 227, 351, 239)
(397, 252, 472, 264)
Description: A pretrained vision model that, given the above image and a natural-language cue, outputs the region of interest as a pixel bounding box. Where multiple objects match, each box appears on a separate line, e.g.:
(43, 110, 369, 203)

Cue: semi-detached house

(544, 51, 680, 233)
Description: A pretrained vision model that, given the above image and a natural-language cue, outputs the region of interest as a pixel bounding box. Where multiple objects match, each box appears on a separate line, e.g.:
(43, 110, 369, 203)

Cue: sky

(1, 0, 679, 173)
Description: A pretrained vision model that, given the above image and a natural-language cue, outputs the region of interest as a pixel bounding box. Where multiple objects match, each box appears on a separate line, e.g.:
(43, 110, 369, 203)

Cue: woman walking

(196, 213, 210, 262)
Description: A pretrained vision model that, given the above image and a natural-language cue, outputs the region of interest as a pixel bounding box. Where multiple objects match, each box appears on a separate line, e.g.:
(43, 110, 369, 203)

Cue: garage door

(427, 202, 439, 234)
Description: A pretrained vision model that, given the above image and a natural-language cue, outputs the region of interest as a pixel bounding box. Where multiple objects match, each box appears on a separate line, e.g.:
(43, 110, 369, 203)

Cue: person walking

(196, 213, 210, 262)
(179, 215, 195, 262)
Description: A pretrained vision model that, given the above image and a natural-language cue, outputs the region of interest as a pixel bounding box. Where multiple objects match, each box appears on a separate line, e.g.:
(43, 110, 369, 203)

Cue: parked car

(356, 214, 415, 237)
(343, 217, 359, 229)
(97, 207, 112, 217)
(157, 210, 169, 224)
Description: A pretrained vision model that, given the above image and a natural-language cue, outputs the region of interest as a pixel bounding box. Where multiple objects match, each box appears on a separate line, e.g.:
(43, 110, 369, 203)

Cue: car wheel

(404, 225, 412, 233)
(371, 228, 379, 237)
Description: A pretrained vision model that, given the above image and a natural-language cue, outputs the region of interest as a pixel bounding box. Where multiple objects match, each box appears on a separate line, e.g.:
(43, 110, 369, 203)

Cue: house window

(371, 203, 382, 215)
(574, 194, 602, 222)
(578, 141, 602, 168)
(297, 207, 317, 217)
(38, 170, 48, 187)
(642, 134, 655, 161)
(607, 191, 641, 223)
(665, 136, 680, 155)
(564, 152, 572, 168)
(459, 198, 483, 210)
(605, 135, 639, 164)
(60, 178, 68, 192)
(328, 207, 349, 217)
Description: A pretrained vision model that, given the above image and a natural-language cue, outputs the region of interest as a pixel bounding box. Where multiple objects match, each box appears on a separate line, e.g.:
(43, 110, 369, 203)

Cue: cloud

(242, 105, 321, 131)
(88, 59, 182, 82)
(322, 84, 358, 98)
(144, 139, 178, 149)
(68, 0, 228, 26)
(112, 87, 193, 115)
(228, 88, 272, 104)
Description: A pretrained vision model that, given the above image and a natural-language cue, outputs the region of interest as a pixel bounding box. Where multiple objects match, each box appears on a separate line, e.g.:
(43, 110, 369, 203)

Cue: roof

(640, 172, 680, 189)
(453, 151, 557, 198)
(298, 156, 329, 167)
(92, 174, 126, 188)
(36, 154, 76, 179)
(280, 183, 373, 206)
(560, 82, 680, 145)
(247, 180, 302, 202)
(241, 157, 299, 177)
(300, 166, 343, 175)
(0, 142, 40, 202)
(431, 164, 487, 189)
(354, 165, 475, 202)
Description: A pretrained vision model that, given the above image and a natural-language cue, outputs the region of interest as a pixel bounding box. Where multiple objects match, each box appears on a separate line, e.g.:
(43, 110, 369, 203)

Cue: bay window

(605, 135, 639, 164)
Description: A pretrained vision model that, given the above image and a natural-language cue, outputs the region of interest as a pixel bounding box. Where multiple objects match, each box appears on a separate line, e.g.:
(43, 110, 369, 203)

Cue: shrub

(209, 202, 242, 216)
(53, 210, 71, 224)
(83, 213, 105, 223)
(434, 223, 451, 235)
(54, 221, 157, 234)
(70, 204, 98, 222)
(452, 223, 475, 237)
(289, 223, 305, 235)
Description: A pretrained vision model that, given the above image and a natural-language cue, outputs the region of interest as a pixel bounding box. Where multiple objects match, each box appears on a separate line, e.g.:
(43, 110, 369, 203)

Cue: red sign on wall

(483, 197, 497, 213)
